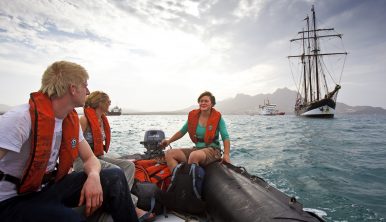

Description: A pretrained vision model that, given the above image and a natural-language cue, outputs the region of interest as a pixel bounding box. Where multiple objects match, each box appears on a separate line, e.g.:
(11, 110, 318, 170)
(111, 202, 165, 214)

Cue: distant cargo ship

(107, 106, 122, 116)
(259, 99, 285, 116)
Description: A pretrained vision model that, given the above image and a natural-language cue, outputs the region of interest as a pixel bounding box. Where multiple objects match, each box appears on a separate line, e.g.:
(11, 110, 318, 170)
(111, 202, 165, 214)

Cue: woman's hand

(160, 139, 170, 148)
(222, 153, 230, 163)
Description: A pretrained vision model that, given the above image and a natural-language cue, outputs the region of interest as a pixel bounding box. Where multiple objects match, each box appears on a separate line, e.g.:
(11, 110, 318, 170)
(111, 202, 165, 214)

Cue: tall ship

(288, 6, 348, 118)
(107, 105, 122, 116)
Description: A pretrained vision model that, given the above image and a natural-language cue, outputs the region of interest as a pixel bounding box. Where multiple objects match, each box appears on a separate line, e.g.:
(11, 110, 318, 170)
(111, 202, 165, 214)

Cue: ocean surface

(107, 114, 386, 222)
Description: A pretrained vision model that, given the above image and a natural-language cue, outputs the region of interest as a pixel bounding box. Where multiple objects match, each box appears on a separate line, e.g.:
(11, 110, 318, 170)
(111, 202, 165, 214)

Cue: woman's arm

(219, 117, 230, 163)
(222, 139, 230, 163)
(79, 115, 89, 133)
(161, 121, 188, 147)
(161, 131, 184, 147)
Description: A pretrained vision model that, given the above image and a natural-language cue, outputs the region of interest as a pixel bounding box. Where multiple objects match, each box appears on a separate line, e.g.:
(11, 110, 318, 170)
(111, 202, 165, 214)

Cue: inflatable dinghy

(129, 130, 325, 221)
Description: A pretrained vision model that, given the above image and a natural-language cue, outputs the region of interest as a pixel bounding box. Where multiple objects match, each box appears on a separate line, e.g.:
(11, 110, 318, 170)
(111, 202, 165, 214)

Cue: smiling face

(198, 95, 213, 111)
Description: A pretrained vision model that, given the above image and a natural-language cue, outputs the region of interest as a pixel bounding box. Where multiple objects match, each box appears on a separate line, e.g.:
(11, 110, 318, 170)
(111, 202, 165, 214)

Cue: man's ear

(69, 84, 76, 95)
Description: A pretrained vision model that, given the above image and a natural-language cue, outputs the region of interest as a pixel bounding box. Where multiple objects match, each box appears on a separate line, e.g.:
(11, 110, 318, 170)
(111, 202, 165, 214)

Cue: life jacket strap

(42, 170, 57, 184)
(0, 171, 20, 185)
(0, 170, 57, 187)
(195, 136, 220, 146)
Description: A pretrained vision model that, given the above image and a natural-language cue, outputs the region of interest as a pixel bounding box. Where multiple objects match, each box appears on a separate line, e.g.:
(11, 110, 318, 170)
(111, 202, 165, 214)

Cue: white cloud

(234, 0, 264, 19)
(1, 0, 386, 110)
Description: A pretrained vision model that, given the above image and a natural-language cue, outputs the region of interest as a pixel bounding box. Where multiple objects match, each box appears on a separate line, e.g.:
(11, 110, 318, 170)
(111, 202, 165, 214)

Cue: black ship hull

(107, 111, 121, 116)
(295, 98, 336, 118)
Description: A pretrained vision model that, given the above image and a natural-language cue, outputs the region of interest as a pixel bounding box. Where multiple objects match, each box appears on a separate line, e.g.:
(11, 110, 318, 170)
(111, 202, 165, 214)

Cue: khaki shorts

(181, 147, 222, 166)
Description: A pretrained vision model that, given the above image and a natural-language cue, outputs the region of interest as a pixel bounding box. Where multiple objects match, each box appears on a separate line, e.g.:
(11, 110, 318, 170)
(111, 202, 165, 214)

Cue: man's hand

(78, 172, 103, 216)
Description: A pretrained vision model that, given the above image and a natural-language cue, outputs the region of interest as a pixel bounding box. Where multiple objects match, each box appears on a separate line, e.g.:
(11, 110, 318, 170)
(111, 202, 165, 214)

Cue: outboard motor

(140, 130, 165, 159)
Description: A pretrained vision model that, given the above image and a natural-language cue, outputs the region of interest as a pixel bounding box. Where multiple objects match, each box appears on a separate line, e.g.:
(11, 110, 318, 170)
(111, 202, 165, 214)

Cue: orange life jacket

(83, 107, 111, 156)
(134, 159, 171, 191)
(187, 108, 221, 145)
(19, 92, 79, 194)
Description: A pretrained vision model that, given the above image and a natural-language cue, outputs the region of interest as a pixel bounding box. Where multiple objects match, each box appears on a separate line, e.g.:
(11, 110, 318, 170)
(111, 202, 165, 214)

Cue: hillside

(178, 88, 386, 115)
(2, 88, 386, 115)
(216, 88, 296, 114)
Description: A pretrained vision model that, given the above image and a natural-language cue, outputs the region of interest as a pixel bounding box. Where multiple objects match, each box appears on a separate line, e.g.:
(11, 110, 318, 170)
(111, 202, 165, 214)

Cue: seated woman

(161, 91, 230, 172)
(73, 91, 154, 222)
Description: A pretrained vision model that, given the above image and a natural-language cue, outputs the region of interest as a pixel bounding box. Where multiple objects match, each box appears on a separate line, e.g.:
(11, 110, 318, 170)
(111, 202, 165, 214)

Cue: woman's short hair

(85, 91, 110, 109)
(40, 61, 89, 98)
(197, 91, 216, 106)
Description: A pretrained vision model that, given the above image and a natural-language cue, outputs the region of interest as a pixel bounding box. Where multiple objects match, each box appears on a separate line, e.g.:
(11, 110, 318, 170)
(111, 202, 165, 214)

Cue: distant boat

(107, 106, 122, 116)
(288, 5, 348, 118)
(259, 99, 285, 116)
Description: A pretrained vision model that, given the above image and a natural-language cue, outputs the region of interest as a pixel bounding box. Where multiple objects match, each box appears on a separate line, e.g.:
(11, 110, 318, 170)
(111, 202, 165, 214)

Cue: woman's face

(199, 95, 212, 111)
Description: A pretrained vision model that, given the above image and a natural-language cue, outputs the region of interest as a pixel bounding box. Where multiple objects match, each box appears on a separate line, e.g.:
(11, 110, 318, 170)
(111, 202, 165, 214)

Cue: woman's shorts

(180, 147, 222, 166)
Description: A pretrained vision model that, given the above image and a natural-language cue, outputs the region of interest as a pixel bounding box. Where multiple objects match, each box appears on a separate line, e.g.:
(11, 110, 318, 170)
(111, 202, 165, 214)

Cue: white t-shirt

(0, 104, 84, 202)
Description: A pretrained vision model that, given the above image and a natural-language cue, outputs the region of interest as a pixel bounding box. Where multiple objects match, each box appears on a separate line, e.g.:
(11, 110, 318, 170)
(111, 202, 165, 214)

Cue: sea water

(107, 114, 386, 222)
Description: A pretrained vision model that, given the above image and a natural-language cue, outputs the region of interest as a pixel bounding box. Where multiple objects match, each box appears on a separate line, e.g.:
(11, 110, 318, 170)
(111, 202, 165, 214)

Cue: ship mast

(306, 16, 312, 102)
(301, 28, 307, 103)
(311, 5, 320, 100)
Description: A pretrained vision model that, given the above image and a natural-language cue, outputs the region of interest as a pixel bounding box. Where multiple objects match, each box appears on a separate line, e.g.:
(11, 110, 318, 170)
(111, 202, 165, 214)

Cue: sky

(1, 0, 385, 111)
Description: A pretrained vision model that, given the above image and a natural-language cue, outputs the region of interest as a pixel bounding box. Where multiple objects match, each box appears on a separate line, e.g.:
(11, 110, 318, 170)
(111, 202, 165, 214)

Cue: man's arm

(77, 139, 103, 216)
(0, 148, 7, 160)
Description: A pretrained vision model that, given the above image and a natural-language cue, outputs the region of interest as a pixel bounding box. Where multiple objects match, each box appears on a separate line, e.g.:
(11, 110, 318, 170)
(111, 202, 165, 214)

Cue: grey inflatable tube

(203, 162, 324, 222)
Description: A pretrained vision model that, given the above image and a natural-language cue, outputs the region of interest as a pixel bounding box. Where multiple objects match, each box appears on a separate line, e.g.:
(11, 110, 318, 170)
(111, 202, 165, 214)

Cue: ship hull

(107, 112, 121, 116)
(295, 98, 336, 118)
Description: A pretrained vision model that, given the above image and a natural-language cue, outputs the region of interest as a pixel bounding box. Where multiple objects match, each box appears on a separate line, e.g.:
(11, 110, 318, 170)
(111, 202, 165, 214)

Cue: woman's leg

(187, 149, 206, 165)
(188, 147, 221, 166)
(165, 148, 190, 171)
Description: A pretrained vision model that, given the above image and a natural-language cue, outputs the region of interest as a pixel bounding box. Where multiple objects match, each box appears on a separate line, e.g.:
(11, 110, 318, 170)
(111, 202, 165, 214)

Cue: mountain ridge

(173, 88, 386, 115)
(1, 88, 386, 115)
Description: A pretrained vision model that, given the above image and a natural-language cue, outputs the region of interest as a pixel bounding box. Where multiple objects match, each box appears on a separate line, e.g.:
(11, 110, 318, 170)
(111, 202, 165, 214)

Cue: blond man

(0, 61, 137, 222)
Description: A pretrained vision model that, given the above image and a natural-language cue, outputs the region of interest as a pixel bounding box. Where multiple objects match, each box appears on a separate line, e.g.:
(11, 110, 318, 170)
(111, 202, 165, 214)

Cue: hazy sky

(1, 0, 385, 111)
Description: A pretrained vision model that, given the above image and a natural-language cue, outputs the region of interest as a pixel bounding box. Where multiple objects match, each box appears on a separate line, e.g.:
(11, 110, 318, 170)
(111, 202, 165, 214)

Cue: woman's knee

(188, 150, 205, 164)
(165, 149, 186, 162)
(165, 149, 178, 160)
(116, 160, 135, 175)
